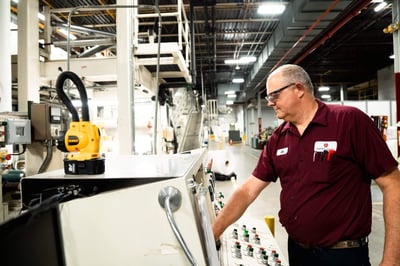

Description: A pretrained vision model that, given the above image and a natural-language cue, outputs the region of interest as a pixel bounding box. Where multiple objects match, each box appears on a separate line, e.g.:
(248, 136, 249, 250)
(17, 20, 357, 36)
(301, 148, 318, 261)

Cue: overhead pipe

(65, 4, 161, 71)
(252, 0, 372, 94)
(77, 45, 113, 58)
(53, 22, 116, 37)
(53, 38, 115, 48)
(272, 0, 342, 71)
(293, 0, 372, 66)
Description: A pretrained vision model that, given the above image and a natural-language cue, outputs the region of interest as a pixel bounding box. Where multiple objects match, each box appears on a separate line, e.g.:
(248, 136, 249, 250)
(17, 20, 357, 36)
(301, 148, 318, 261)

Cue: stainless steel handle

(158, 186, 198, 266)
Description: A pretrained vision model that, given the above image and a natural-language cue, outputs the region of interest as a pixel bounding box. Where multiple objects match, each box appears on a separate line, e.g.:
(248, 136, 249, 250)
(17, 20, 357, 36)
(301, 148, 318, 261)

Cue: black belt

(295, 237, 368, 249)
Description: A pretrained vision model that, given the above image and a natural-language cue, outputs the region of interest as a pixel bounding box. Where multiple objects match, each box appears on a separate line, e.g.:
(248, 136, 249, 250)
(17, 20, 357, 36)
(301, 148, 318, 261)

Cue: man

(207, 150, 237, 181)
(212, 64, 400, 265)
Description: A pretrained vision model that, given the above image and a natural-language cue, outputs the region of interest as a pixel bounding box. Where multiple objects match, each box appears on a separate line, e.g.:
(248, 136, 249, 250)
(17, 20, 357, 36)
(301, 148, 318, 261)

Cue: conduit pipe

(271, 0, 341, 71)
(251, 0, 344, 93)
(292, 0, 372, 66)
(253, 0, 372, 94)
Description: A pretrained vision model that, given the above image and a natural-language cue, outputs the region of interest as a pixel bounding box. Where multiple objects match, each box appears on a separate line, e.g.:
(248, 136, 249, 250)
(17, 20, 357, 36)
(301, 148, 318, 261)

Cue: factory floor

(208, 141, 384, 266)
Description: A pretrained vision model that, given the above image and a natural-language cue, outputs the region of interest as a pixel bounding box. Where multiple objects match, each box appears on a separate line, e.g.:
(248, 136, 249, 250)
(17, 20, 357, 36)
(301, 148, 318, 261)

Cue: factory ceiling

(15, 0, 395, 103)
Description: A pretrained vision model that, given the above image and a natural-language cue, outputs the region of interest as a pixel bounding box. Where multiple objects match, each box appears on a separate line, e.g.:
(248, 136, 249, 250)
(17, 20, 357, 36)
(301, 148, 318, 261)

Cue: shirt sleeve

(349, 108, 398, 178)
(252, 136, 279, 182)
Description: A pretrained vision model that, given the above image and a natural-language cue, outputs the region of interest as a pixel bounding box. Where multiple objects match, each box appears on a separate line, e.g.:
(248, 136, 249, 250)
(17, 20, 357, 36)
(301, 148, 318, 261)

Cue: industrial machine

(55, 71, 105, 175)
(19, 149, 217, 265)
(16, 148, 286, 265)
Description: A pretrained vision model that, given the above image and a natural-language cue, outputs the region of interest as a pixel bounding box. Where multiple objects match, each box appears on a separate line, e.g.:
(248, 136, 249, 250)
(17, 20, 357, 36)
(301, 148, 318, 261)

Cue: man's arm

(212, 175, 270, 240)
(374, 167, 400, 266)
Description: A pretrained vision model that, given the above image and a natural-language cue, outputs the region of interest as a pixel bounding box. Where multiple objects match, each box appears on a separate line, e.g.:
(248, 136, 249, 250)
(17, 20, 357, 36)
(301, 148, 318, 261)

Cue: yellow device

(56, 71, 105, 175)
(65, 121, 101, 161)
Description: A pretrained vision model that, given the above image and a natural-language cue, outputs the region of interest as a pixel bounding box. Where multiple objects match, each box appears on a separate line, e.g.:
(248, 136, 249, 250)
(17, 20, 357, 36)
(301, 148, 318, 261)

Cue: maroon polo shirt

(252, 99, 398, 247)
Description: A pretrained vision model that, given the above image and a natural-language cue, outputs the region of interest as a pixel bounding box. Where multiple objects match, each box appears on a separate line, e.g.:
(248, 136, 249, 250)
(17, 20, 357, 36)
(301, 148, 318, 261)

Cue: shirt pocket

(308, 151, 338, 184)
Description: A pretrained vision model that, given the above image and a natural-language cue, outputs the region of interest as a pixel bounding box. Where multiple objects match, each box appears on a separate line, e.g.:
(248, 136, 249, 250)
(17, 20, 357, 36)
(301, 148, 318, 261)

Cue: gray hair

(267, 64, 314, 94)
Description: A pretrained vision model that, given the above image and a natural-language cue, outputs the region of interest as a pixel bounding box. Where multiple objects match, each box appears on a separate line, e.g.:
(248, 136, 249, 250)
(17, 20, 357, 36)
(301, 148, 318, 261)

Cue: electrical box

(0, 118, 31, 145)
(31, 103, 62, 141)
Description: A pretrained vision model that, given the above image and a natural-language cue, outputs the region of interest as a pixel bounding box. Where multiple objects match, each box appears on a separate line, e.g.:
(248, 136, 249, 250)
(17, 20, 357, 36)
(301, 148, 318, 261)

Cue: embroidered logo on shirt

(276, 147, 288, 156)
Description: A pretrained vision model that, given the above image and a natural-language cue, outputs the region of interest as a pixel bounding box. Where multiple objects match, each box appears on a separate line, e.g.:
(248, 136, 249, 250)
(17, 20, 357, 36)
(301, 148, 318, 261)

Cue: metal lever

(158, 186, 198, 266)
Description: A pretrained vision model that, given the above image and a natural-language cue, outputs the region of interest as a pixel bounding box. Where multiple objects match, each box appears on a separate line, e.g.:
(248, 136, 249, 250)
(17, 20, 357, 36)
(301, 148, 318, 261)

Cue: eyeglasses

(265, 83, 295, 102)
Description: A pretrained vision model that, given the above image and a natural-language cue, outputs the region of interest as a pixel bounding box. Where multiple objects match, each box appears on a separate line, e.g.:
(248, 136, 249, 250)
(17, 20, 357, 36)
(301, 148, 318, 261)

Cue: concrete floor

(209, 141, 384, 265)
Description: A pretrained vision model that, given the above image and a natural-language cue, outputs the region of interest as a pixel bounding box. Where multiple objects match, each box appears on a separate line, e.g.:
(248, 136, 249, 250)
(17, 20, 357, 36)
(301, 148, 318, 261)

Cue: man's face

(266, 74, 298, 120)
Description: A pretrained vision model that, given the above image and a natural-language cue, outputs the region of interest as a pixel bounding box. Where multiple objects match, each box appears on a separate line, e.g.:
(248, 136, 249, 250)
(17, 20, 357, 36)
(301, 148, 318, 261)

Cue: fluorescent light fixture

(225, 56, 256, 65)
(232, 78, 245, 83)
(241, 56, 256, 62)
(224, 90, 236, 95)
(318, 86, 330, 92)
(226, 100, 234, 105)
(258, 3, 286, 15)
(374, 2, 387, 12)
(321, 94, 331, 99)
(227, 94, 236, 98)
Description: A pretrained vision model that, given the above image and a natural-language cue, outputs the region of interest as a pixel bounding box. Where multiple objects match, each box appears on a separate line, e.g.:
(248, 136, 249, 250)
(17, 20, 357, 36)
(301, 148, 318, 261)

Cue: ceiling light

(227, 94, 236, 98)
(224, 90, 236, 95)
(318, 86, 330, 92)
(226, 100, 234, 105)
(374, 2, 388, 12)
(321, 94, 331, 99)
(258, 3, 286, 15)
(390, 54, 395, 59)
(225, 56, 256, 65)
(241, 56, 256, 62)
(232, 77, 244, 83)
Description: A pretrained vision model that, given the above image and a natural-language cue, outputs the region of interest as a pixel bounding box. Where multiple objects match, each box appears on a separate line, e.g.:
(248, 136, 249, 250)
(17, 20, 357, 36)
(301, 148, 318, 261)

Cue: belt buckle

(330, 237, 368, 249)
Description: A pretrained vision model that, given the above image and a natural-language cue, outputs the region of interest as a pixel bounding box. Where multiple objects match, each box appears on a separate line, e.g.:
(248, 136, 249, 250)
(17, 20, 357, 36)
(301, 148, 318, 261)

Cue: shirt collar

(311, 99, 328, 126)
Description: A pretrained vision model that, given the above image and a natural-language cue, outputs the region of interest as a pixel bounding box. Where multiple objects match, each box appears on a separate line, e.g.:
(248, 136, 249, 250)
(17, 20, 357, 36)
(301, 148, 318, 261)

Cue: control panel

(220, 219, 287, 266)
(30, 103, 63, 141)
(0, 118, 31, 145)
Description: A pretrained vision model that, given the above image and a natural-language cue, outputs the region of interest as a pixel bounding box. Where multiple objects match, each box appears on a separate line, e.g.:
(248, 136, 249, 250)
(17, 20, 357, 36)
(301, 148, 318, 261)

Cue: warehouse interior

(0, 0, 398, 265)
(8, 0, 397, 106)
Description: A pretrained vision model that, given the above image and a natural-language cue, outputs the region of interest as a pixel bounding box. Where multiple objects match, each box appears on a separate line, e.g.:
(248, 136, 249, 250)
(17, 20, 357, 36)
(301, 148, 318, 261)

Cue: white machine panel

(55, 149, 219, 266)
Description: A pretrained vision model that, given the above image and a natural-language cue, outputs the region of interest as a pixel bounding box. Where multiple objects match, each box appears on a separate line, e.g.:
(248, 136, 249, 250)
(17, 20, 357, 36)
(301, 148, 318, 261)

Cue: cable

(8, 144, 27, 156)
(37, 140, 53, 174)
(55, 71, 90, 122)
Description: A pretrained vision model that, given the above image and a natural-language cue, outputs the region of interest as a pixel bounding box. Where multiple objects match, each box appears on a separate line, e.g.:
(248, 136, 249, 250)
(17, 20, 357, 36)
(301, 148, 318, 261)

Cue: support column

(0, 0, 12, 112)
(17, 0, 40, 111)
(393, 0, 400, 157)
(0, 0, 12, 223)
(19, 0, 42, 177)
(117, 0, 135, 154)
